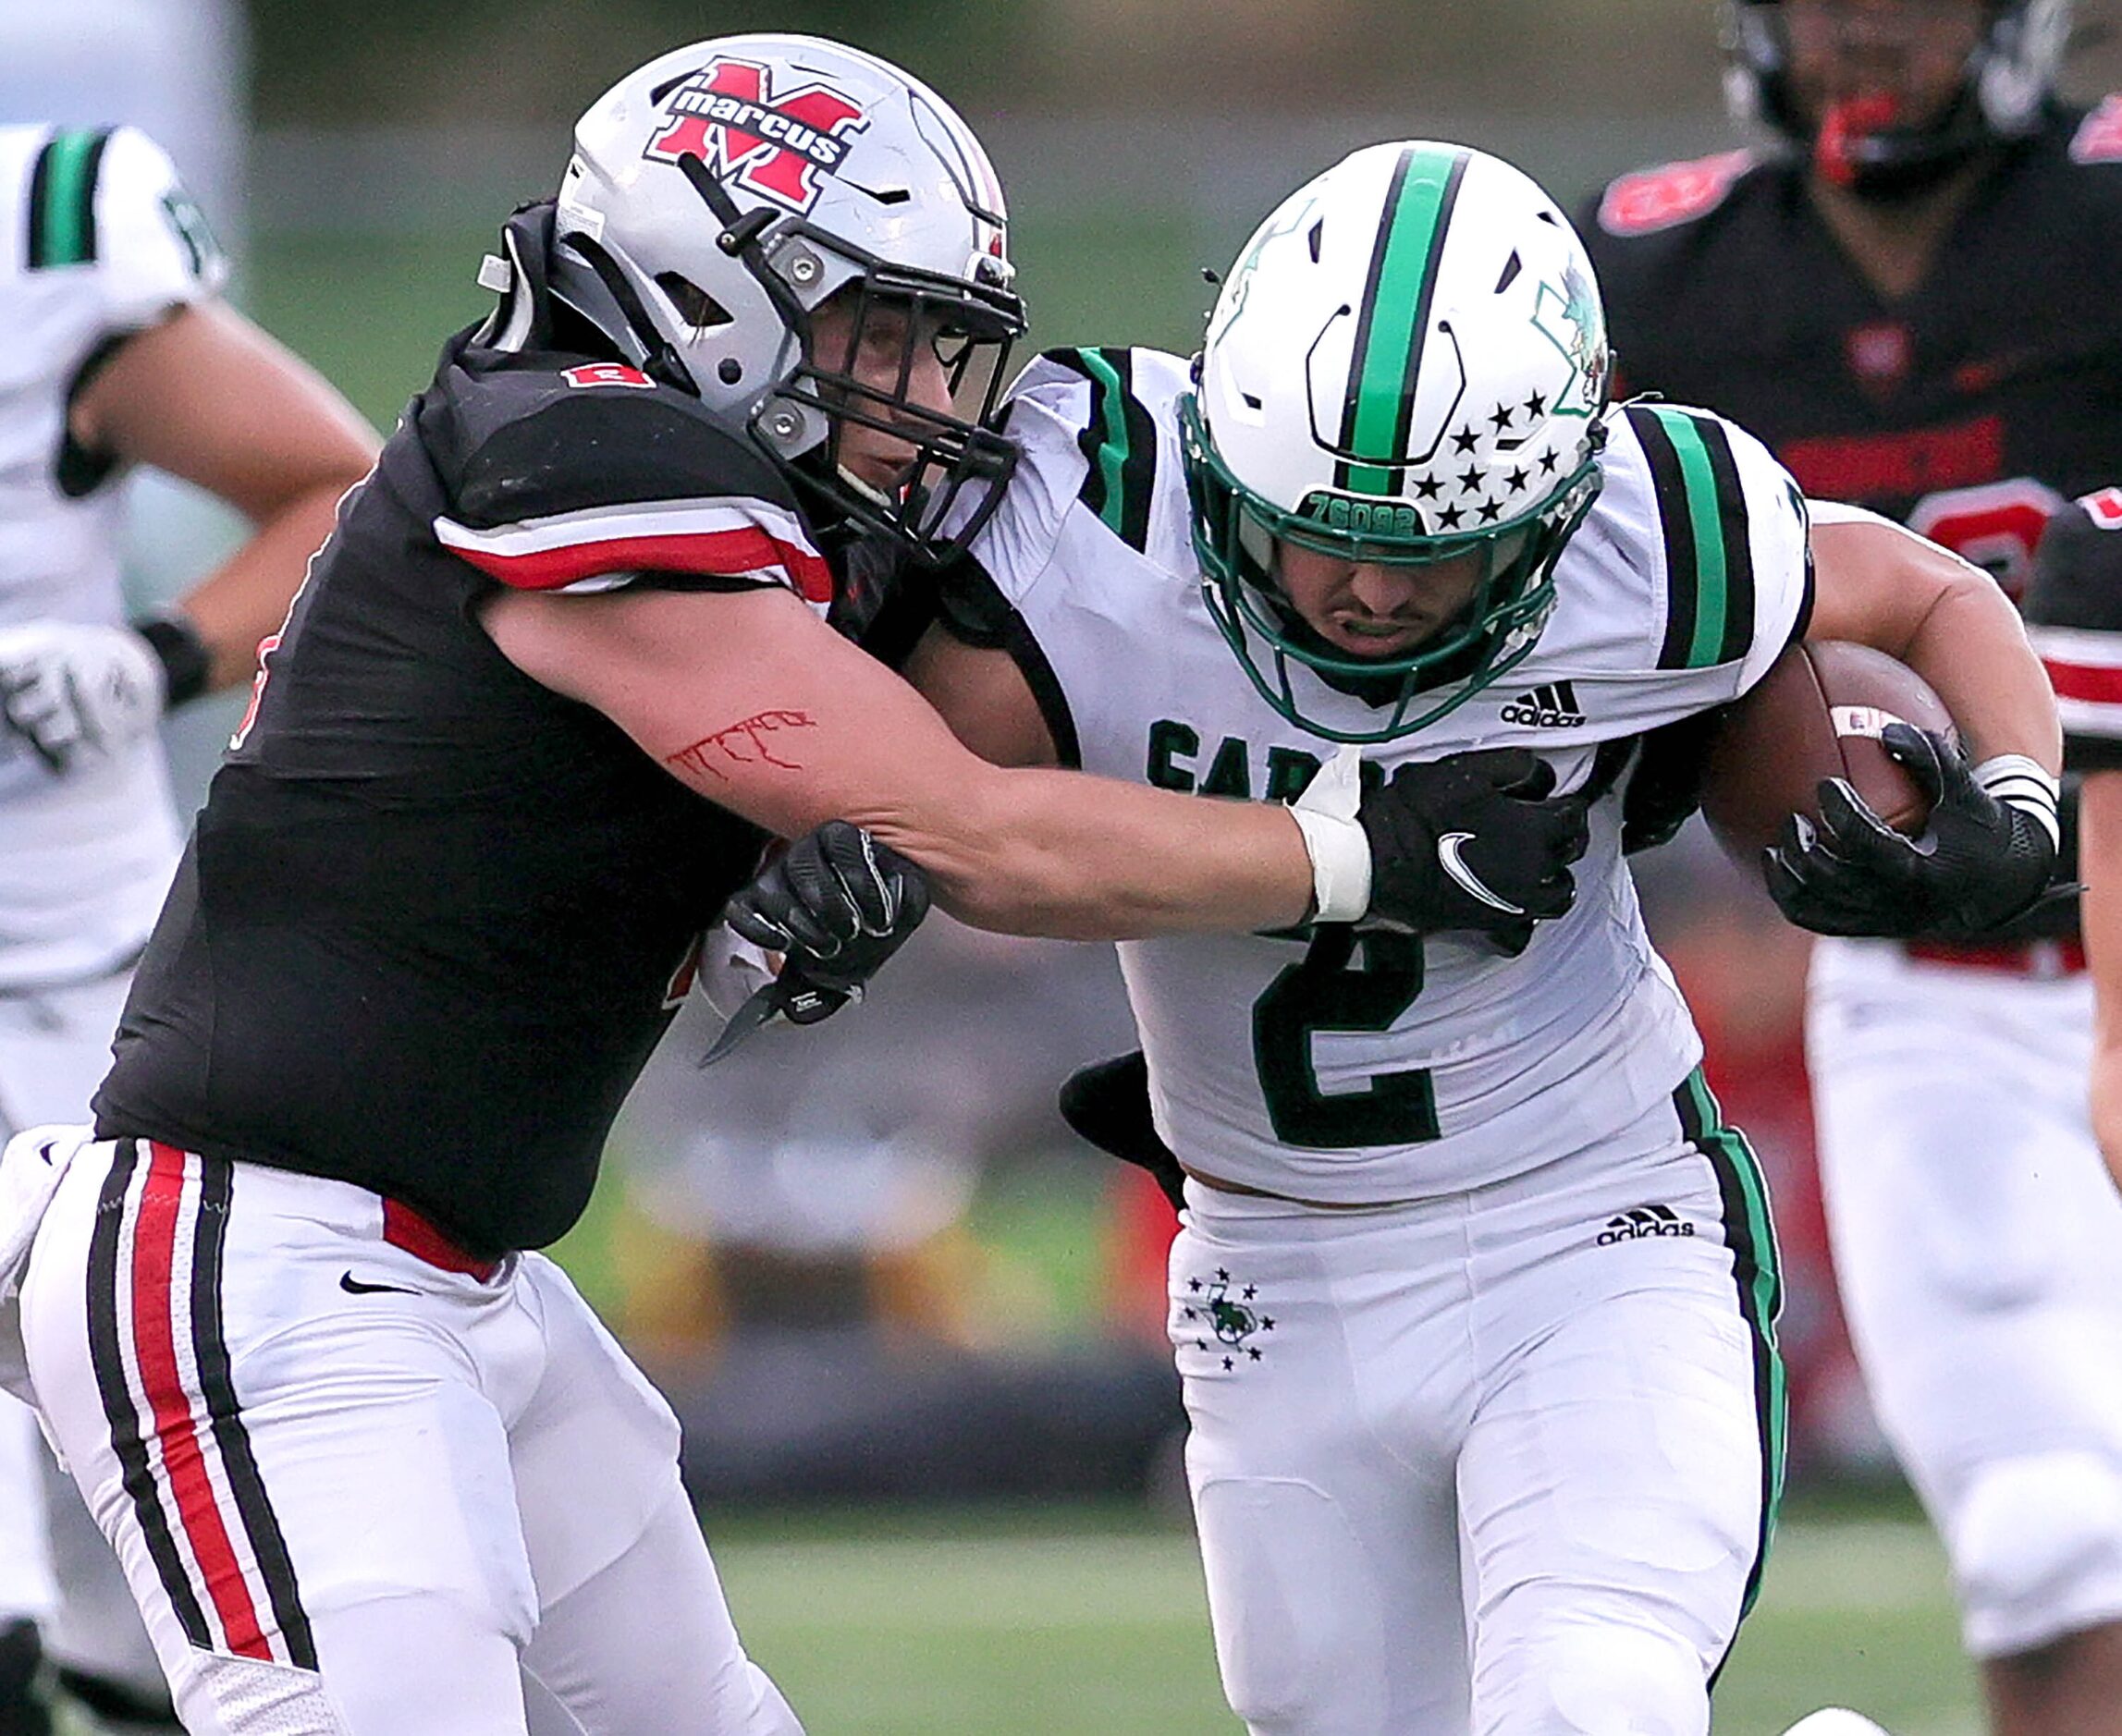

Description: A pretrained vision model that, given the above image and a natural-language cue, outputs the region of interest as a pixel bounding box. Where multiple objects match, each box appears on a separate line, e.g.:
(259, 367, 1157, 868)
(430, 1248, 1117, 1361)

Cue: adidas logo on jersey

(1597, 1204, 1695, 1245)
(1500, 681, 1587, 728)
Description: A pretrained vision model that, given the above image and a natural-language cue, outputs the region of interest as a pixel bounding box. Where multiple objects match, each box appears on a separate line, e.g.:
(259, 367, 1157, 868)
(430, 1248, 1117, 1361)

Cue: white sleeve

(1602, 403, 1812, 704)
(963, 354, 1099, 606)
(91, 126, 228, 334)
(1727, 422, 1812, 697)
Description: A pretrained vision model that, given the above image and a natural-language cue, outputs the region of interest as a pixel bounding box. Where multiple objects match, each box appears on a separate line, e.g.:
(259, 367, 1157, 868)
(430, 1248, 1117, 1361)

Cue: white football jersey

(968, 348, 1811, 1201)
(0, 124, 224, 990)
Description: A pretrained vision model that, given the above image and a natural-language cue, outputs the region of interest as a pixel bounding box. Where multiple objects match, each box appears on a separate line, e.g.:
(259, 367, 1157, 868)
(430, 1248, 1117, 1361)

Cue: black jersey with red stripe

(94, 210, 856, 1256)
(2025, 487, 2122, 774)
(1586, 101, 2122, 936)
(1585, 101, 2122, 595)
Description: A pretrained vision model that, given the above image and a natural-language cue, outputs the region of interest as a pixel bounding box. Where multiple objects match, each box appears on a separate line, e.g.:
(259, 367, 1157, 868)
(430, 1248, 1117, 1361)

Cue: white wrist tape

(1289, 744, 1372, 923)
(1974, 753, 2062, 852)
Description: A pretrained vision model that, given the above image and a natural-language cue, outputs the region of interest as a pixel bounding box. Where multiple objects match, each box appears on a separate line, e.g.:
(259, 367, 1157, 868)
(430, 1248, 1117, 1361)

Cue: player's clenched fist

(724, 820, 932, 1021)
(1358, 748, 1590, 940)
(1763, 724, 2059, 940)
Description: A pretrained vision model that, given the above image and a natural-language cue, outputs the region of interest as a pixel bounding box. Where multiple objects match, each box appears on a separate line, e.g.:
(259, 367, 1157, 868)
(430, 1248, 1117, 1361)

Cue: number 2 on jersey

(1253, 927, 1439, 1147)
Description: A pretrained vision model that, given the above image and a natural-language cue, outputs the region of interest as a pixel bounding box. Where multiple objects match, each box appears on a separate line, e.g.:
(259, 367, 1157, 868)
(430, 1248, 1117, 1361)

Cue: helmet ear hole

(656, 272, 732, 331)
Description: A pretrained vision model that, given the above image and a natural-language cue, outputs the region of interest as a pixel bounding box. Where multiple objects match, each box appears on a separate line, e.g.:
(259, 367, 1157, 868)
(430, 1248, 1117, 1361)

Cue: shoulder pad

(1617, 402, 1809, 680)
(16, 126, 224, 324)
(1595, 150, 1756, 238)
(964, 346, 1190, 605)
(422, 357, 829, 600)
(1009, 346, 1189, 556)
(425, 355, 792, 526)
(2069, 95, 2122, 165)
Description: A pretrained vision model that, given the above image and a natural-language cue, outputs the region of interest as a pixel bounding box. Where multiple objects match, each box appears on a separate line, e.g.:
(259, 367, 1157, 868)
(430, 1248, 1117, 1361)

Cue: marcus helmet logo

(645, 57, 870, 214)
(1598, 1204, 1696, 1245)
(1500, 680, 1586, 728)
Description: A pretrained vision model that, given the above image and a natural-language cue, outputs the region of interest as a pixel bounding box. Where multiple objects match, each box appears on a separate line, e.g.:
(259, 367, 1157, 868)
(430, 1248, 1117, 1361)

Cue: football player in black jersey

(2025, 491, 2122, 1187)
(0, 35, 1585, 1736)
(1588, 5, 2122, 1731)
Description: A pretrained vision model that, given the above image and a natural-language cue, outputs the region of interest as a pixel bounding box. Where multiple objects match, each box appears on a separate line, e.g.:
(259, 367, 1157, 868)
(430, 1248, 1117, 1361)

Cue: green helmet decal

(1336, 144, 1466, 497)
(1529, 260, 1607, 422)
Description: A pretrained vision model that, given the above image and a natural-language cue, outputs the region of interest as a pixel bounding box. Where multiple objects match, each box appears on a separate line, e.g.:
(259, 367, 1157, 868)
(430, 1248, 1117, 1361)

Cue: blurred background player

(0, 0, 256, 809)
(2035, 494, 2122, 1192)
(0, 116, 379, 1734)
(1587, 3, 2122, 1730)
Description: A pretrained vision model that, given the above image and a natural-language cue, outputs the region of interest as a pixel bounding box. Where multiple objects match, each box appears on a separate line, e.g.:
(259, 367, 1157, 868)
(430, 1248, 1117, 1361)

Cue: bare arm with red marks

(664, 710, 819, 778)
(1808, 507, 2060, 773)
(2085, 770, 2122, 1193)
(482, 582, 1311, 938)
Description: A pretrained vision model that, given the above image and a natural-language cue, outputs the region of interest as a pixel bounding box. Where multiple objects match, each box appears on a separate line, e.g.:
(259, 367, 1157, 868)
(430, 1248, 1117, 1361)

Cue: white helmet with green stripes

(1182, 141, 1611, 742)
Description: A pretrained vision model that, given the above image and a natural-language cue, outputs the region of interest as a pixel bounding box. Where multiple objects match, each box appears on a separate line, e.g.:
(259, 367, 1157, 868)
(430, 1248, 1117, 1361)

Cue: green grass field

(700, 1502, 1978, 1735)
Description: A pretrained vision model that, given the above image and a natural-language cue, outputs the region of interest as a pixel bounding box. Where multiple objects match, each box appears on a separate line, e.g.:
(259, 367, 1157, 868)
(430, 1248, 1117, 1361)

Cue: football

(1699, 640, 1956, 867)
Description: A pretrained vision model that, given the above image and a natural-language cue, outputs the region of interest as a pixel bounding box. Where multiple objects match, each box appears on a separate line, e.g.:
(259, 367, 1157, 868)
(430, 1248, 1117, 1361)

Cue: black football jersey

(1587, 100, 2122, 930)
(1588, 100, 2122, 594)
(93, 205, 855, 1256)
(2024, 486, 2122, 774)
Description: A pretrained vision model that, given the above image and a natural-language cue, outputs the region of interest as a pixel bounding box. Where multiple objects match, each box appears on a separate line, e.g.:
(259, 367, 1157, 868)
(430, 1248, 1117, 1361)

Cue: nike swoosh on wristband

(1437, 832, 1527, 915)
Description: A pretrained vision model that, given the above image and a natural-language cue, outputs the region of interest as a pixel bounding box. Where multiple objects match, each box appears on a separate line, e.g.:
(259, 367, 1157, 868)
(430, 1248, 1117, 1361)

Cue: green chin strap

(1179, 393, 1604, 746)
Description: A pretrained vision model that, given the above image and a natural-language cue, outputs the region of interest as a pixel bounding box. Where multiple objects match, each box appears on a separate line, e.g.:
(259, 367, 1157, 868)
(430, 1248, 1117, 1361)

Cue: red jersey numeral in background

(1907, 477, 2067, 599)
(2070, 94, 2122, 165)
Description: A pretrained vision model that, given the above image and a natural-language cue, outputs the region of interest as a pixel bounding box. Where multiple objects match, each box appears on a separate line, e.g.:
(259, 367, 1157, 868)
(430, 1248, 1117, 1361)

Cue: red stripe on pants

(130, 1143, 273, 1661)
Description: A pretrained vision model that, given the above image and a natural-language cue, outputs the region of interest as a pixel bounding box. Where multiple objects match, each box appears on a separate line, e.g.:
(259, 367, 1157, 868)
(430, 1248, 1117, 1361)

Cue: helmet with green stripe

(1183, 141, 1611, 743)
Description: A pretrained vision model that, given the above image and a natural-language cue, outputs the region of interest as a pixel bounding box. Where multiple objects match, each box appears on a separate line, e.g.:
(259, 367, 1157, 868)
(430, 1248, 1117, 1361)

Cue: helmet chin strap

(547, 238, 693, 390)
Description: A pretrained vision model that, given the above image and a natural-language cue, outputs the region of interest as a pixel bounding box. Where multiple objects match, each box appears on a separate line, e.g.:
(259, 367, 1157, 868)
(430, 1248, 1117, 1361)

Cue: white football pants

(18, 1136, 800, 1736)
(1172, 1073, 1782, 1736)
(1811, 939, 2122, 1658)
(0, 971, 166, 1698)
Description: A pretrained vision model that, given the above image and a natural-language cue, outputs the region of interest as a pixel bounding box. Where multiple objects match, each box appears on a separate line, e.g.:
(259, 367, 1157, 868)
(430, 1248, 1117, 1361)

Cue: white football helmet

(546, 34, 1024, 560)
(1183, 141, 1610, 743)
(1777, 1712, 1895, 1736)
(1723, 0, 2072, 195)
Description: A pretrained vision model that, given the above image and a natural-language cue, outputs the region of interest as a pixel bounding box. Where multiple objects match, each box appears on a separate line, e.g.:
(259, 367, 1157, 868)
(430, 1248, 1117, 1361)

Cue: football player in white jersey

(734, 141, 2061, 1734)
(0, 122, 377, 1732)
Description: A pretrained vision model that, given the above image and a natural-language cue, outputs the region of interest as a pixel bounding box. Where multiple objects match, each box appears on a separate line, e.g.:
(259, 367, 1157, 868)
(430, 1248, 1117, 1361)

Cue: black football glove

(724, 821, 931, 1024)
(1059, 1050, 1187, 1213)
(1359, 749, 1589, 942)
(1763, 724, 2057, 940)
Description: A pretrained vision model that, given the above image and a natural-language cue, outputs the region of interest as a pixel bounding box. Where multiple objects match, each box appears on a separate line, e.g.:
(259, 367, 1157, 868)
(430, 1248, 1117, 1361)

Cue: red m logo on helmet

(645, 58, 869, 214)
